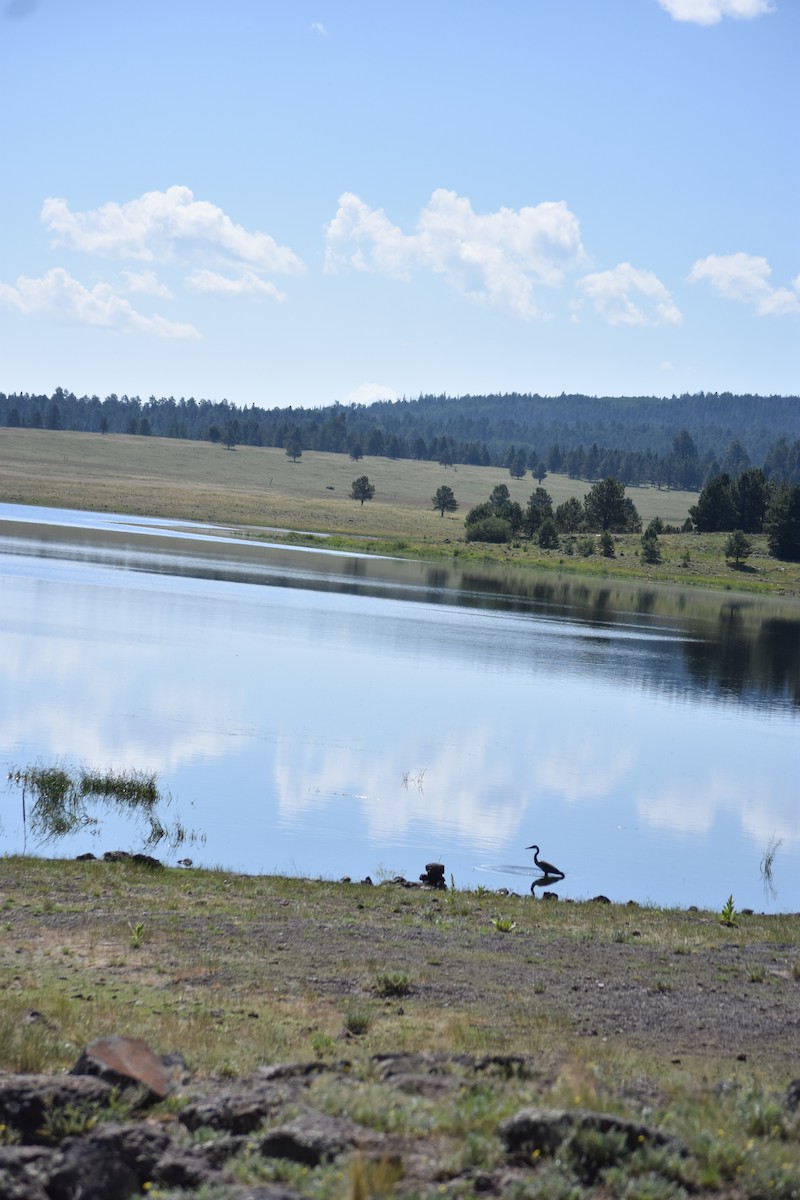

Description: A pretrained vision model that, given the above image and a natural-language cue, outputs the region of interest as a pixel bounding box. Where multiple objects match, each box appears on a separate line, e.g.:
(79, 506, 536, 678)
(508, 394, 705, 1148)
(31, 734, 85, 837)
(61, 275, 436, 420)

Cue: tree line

(2, 387, 800, 489)
(457, 471, 800, 562)
(690, 468, 800, 561)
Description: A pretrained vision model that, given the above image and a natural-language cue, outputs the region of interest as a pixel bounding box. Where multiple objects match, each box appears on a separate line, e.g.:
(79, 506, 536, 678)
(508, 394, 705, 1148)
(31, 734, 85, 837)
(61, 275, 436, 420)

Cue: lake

(1, 501, 798, 912)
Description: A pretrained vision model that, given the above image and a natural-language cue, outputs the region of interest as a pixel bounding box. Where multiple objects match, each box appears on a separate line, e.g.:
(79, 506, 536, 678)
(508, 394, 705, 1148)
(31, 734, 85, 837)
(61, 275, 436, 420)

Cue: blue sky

(1, 0, 797, 409)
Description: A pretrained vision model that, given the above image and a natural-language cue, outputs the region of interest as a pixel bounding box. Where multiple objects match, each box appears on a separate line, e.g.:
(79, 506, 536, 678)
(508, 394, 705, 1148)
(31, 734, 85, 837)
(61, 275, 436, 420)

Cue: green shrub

(465, 516, 512, 543)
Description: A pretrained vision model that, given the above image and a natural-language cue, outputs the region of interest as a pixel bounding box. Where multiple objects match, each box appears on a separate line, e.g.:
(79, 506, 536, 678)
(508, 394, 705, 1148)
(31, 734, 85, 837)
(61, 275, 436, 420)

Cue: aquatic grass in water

(7, 763, 197, 853)
(79, 768, 159, 809)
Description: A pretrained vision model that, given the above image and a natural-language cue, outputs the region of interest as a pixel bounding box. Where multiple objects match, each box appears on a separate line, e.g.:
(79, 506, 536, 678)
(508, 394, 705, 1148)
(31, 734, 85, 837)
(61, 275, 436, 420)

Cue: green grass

(4, 426, 800, 596)
(0, 858, 798, 1198)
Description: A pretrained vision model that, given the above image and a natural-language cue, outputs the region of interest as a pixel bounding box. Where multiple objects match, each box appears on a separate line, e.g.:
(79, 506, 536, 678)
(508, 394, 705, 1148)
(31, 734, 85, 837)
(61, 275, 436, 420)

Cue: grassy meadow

(3, 426, 800, 597)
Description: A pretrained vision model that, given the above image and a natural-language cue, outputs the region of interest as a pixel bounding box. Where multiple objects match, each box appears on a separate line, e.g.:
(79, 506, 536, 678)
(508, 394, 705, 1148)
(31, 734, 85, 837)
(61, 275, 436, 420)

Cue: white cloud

(657, 0, 774, 24)
(311, 20, 327, 36)
(325, 188, 586, 318)
(122, 269, 173, 298)
(0, 267, 200, 339)
(185, 268, 286, 300)
(688, 251, 800, 315)
(342, 381, 398, 405)
(533, 739, 635, 805)
(574, 262, 683, 326)
(41, 185, 305, 275)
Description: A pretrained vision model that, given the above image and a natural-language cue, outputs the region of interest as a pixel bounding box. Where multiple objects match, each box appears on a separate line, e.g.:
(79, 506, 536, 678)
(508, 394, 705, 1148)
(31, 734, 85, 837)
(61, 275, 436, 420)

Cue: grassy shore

(1, 857, 799, 1196)
(3, 426, 798, 597)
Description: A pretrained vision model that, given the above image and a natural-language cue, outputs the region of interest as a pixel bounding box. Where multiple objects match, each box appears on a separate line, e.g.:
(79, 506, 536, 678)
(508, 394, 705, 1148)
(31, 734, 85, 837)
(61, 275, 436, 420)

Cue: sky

(0, 0, 797, 410)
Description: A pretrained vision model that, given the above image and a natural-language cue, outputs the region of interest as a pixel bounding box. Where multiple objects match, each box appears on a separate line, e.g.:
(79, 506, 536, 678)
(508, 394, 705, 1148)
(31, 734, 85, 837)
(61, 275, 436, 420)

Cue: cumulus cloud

(122, 269, 173, 298)
(0, 267, 200, 339)
(574, 262, 683, 326)
(343, 381, 398, 405)
(41, 185, 304, 276)
(325, 189, 586, 318)
(657, 0, 774, 24)
(688, 252, 800, 315)
(1, 186, 303, 335)
(185, 268, 286, 300)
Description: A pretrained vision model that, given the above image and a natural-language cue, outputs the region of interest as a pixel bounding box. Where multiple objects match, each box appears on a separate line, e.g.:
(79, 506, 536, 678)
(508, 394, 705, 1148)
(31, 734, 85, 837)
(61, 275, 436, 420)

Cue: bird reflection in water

(526, 844, 565, 896)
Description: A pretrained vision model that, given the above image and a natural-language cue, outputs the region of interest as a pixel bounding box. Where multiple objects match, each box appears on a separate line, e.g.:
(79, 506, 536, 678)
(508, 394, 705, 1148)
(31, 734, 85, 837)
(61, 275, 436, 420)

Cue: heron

(526, 844, 565, 881)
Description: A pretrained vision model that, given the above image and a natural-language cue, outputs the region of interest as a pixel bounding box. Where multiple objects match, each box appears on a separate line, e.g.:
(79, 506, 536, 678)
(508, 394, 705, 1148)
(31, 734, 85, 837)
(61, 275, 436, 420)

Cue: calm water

(2, 502, 799, 912)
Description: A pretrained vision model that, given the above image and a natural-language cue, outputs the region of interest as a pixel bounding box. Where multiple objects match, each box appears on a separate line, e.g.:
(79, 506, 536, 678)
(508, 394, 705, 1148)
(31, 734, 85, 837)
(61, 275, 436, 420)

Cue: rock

(255, 1061, 335, 1082)
(590, 895, 612, 904)
(179, 1080, 297, 1134)
(103, 850, 131, 862)
(499, 1105, 684, 1163)
(0, 1073, 112, 1143)
(260, 1110, 372, 1165)
(20, 1009, 55, 1031)
(0, 1145, 54, 1200)
(374, 1051, 473, 1078)
(70, 1035, 174, 1102)
(75, 852, 96, 861)
(383, 1072, 466, 1098)
(130, 852, 163, 869)
(152, 1147, 229, 1190)
(419, 861, 447, 889)
(46, 1123, 170, 1200)
(784, 1079, 800, 1111)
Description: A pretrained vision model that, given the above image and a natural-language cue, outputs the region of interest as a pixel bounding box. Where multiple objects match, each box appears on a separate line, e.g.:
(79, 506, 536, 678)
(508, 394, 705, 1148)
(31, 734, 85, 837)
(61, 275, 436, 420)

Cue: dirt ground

(2, 859, 798, 1080)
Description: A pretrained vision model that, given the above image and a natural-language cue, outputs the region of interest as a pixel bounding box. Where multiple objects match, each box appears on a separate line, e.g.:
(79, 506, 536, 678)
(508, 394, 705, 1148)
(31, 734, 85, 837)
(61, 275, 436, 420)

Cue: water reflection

(1, 504, 799, 911)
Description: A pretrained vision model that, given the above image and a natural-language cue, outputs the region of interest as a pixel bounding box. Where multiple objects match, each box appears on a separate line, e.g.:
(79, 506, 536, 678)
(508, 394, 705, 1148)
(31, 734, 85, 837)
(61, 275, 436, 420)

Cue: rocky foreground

(2, 1035, 800, 1199)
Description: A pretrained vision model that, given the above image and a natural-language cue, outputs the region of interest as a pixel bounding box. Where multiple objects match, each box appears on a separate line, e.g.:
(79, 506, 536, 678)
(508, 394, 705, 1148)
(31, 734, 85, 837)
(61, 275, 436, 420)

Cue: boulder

(70, 1035, 175, 1102)
(260, 1110, 373, 1165)
(499, 1105, 684, 1162)
(0, 1073, 112, 1143)
(47, 1123, 171, 1200)
(0, 1145, 54, 1200)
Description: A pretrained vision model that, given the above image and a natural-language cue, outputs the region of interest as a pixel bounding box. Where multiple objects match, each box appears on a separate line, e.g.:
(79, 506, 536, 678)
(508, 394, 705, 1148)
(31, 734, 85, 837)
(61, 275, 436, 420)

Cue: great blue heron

(526, 844, 565, 881)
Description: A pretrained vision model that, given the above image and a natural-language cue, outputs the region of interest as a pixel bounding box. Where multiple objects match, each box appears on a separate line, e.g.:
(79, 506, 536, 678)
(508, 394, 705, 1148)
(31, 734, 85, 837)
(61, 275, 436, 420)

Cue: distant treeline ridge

(3, 388, 800, 488)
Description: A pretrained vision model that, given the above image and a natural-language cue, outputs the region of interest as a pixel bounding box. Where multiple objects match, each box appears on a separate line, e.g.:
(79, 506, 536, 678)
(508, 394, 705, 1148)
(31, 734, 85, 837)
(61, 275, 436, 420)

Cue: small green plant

(719, 895, 737, 927)
(38, 1099, 100, 1144)
(128, 921, 145, 948)
(0, 1121, 21, 1146)
(310, 1032, 336, 1058)
(747, 965, 766, 983)
(343, 1008, 371, 1036)
(490, 916, 517, 933)
(374, 970, 411, 998)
